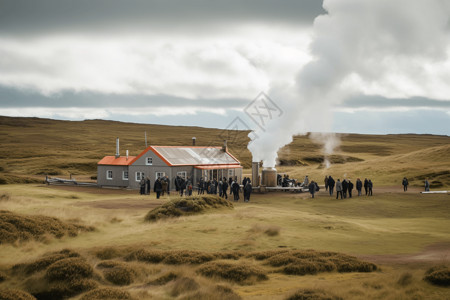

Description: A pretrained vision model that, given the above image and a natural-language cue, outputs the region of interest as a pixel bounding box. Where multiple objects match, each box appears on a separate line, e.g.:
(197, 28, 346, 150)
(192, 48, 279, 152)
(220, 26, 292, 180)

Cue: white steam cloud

(248, 0, 450, 167)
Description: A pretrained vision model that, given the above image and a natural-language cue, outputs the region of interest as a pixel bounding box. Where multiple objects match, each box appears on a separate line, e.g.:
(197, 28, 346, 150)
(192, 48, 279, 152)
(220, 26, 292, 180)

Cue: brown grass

(144, 195, 233, 222)
(96, 261, 136, 286)
(32, 278, 98, 300)
(13, 249, 81, 275)
(45, 257, 93, 281)
(397, 272, 413, 287)
(180, 284, 242, 300)
(147, 272, 179, 285)
(80, 288, 132, 300)
(170, 277, 200, 297)
(284, 288, 343, 300)
(0, 210, 95, 245)
(197, 261, 268, 284)
(0, 289, 36, 300)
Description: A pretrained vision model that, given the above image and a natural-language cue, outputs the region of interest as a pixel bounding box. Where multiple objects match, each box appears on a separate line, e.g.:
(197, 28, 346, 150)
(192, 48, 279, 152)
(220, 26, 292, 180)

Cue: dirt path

(359, 242, 450, 264)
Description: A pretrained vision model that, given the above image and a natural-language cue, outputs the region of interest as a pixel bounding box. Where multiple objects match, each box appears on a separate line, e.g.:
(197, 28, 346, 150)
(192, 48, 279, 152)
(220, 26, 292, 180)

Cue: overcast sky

(0, 0, 449, 135)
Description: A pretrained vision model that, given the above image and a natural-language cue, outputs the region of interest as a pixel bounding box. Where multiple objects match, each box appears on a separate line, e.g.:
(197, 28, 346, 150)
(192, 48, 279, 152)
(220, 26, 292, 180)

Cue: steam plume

(248, 0, 450, 167)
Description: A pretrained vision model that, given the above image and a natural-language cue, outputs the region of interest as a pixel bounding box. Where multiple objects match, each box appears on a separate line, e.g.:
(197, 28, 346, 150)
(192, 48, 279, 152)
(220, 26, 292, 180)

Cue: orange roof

(194, 164, 242, 170)
(98, 156, 136, 166)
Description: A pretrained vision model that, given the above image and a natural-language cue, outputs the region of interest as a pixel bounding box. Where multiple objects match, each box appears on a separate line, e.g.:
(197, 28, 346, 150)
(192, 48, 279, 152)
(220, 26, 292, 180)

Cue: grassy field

(0, 116, 449, 299)
(0, 116, 449, 188)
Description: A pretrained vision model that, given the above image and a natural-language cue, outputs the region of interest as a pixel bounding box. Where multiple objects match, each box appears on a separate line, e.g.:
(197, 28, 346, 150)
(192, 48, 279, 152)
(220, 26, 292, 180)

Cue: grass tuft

(144, 195, 233, 222)
(45, 257, 93, 281)
(179, 284, 242, 300)
(284, 288, 343, 300)
(147, 272, 179, 285)
(423, 265, 450, 286)
(397, 272, 413, 286)
(33, 278, 98, 300)
(13, 249, 81, 275)
(197, 261, 268, 284)
(100, 263, 136, 286)
(80, 288, 132, 300)
(170, 277, 200, 297)
(0, 289, 36, 300)
(0, 210, 95, 245)
(124, 249, 165, 264)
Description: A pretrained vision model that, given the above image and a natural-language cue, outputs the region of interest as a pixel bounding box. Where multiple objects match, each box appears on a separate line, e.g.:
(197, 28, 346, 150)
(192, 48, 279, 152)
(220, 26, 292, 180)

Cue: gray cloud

(0, 0, 325, 36)
(343, 95, 450, 109)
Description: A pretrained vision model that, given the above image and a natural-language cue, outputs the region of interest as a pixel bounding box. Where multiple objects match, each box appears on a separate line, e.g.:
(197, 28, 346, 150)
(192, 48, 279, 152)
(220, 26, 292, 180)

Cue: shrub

(248, 250, 290, 260)
(94, 247, 124, 260)
(0, 289, 36, 300)
(424, 266, 450, 286)
(45, 257, 93, 281)
(144, 195, 233, 222)
(124, 249, 165, 264)
(80, 288, 132, 300)
(197, 261, 268, 284)
(163, 250, 215, 265)
(285, 288, 343, 300)
(171, 277, 200, 297)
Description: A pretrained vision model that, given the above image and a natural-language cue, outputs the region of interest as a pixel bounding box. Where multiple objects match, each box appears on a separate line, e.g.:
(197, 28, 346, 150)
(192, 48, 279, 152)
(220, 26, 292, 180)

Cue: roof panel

(153, 146, 239, 166)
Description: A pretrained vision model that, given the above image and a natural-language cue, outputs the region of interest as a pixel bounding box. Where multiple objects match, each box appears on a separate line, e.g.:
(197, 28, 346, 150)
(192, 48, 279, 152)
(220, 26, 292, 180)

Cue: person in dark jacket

(232, 180, 240, 201)
(424, 178, 430, 191)
(165, 176, 170, 195)
(402, 177, 408, 192)
(324, 176, 329, 191)
(222, 177, 228, 199)
(243, 179, 252, 202)
(368, 179, 373, 196)
(180, 177, 186, 196)
(229, 177, 233, 196)
(154, 177, 162, 199)
(308, 181, 316, 198)
(145, 176, 151, 195)
(348, 180, 354, 198)
(175, 176, 180, 192)
(342, 179, 348, 199)
(336, 179, 343, 199)
(356, 178, 362, 196)
(140, 178, 146, 195)
(327, 176, 335, 196)
(242, 177, 248, 188)
(364, 178, 369, 195)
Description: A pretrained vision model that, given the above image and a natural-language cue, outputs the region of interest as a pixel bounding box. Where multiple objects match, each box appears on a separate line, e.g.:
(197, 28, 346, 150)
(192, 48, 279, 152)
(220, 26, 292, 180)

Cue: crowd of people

(315, 176, 374, 199)
(140, 175, 253, 202)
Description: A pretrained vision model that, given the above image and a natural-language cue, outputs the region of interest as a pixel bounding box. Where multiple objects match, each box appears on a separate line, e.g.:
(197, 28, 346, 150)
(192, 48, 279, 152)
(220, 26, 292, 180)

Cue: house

(97, 139, 242, 189)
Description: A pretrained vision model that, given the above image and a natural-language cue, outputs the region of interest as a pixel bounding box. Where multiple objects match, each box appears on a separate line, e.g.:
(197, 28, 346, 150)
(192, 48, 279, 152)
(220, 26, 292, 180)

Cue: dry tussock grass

(45, 257, 93, 281)
(396, 272, 413, 287)
(33, 278, 98, 300)
(179, 284, 242, 300)
(197, 261, 268, 284)
(424, 265, 450, 286)
(96, 260, 136, 286)
(13, 249, 81, 275)
(126, 249, 216, 265)
(0, 210, 95, 245)
(144, 195, 233, 222)
(147, 271, 179, 285)
(284, 288, 343, 300)
(0, 288, 36, 300)
(93, 247, 125, 260)
(170, 277, 200, 296)
(80, 287, 132, 300)
(249, 224, 281, 237)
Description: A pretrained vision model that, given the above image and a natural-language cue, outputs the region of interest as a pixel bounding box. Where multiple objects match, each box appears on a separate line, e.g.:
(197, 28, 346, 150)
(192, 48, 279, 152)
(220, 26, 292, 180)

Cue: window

(228, 169, 234, 177)
(146, 157, 153, 165)
(177, 171, 187, 180)
(106, 170, 113, 180)
(122, 171, 129, 180)
(155, 172, 165, 180)
(136, 172, 145, 181)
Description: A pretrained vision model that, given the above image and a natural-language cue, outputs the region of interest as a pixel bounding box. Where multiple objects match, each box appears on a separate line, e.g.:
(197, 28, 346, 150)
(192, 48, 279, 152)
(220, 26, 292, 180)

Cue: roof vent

(115, 137, 120, 158)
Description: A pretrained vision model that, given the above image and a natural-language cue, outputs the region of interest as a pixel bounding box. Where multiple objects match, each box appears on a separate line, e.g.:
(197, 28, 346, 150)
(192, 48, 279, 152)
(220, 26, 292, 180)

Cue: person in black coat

(324, 176, 329, 191)
(229, 177, 233, 196)
(222, 177, 228, 199)
(180, 177, 186, 196)
(327, 176, 335, 196)
(364, 178, 369, 195)
(243, 179, 252, 202)
(232, 181, 240, 201)
(348, 180, 354, 198)
(175, 176, 180, 192)
(342, 179, 348, 199)
(154, 177, 162, 199)
(368, 179, 373, 196)
(145, 177, 151, 195)
(402, 177, 408, 192)
(356, 178, 362, 196)
(308, 181, 316, 198)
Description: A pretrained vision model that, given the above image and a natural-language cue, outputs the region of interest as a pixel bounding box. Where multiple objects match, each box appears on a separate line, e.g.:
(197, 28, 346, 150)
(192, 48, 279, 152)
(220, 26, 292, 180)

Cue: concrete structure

(97, 142, 242, 190)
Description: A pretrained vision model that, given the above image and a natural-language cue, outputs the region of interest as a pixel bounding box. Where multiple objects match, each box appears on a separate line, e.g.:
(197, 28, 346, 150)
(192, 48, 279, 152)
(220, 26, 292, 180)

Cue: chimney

(252, 161, 260, 187)
(192, 137, 196, 146)
(126, 150, 129, 160)
(222, 140, 227, 152)
(115, 137, 120, 158)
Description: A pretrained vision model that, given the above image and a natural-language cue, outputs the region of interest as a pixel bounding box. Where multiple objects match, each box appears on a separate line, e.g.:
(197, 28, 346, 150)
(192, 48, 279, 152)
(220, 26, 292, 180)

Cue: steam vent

(262, 167, 277, 187)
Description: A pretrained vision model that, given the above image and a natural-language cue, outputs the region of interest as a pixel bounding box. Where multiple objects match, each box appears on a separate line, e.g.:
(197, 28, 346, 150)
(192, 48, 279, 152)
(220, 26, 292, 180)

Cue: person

(402, 177, 408, 192)
(222, 177, 228, 199)
(186, 177, 193, 196)
(327, 176, 335, 196)
(308, 180, 316, 198)
(242, 177, 248, 188)
(244, 179, 252, 202)
(424, 178, 430, 191)
(203, 179, 208, 195)
(198, 177, 204, 194)
(342, 179, 348, 199)
(368, 179, 373, 196)
(303, 175, 309, 187)
(145, 176, 151, 195)
(139, 177, 146, 195)
(210, 179, 216, 194)
(179, 177, 186, 196)
(229, 177, 233, 195)
(324, 176, 329, 191)
(348, 180, 353, 198)
(232, 180, 240, 201)
(154, 177, 162, 199)
(218, 179, 223, 197)
(165, 176, 170, 195)
(364, 178, 369, 196)
(356, 178, 362, 196)
(161, 179, 167, 196)
(336, 179, 343, 199)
